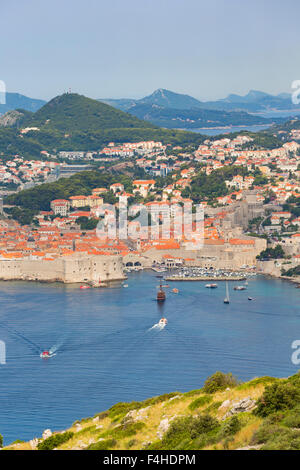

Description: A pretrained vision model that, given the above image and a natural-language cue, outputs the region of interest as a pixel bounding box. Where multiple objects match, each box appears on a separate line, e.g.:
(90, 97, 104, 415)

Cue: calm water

(0, 273, 299, 444)
(185, 124, 271, 136)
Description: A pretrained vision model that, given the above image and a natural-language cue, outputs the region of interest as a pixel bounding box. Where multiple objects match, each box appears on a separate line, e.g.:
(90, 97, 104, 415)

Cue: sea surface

(0, 273, 299, 445)
(182, 124, 271, 136)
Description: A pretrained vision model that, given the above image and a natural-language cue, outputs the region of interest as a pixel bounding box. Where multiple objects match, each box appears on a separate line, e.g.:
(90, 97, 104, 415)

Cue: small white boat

(40, 350, 55, 359)
(159, 318, 168, 326)
(205, 283, 218, 288)
(123, 284, 128, 288)
(234, 286, 246, 291)
(224, 282, 230, 304)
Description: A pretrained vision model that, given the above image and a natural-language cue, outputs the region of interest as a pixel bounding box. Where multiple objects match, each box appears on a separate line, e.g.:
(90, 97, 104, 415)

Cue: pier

(165, 276, 247, 281)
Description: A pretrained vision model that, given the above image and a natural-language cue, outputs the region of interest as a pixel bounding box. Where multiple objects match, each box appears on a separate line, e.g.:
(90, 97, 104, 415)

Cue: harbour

(0, 271, 299, 445)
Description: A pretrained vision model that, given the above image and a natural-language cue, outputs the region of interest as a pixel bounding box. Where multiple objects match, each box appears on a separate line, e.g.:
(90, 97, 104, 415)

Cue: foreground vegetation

(4, 371, 300, 451)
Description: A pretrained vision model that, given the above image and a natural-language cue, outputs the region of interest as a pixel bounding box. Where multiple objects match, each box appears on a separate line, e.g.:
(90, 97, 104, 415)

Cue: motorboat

(172, 288, 179, 293)
(40, 351, 51, 359)
(234, 286, 246, 291)
(205, 283, 218, 288)
(159, 318, 168, 326)
(80, 285, 91, 289)
(224, 282, 230, 304)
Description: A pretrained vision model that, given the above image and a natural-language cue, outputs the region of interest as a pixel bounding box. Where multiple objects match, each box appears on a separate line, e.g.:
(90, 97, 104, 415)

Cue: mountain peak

(140, 88, 202, 109)
(23, 93, 156, 132)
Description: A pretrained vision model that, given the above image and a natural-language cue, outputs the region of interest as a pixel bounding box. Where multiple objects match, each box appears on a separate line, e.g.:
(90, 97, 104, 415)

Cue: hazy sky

(1, 0, 300, 101)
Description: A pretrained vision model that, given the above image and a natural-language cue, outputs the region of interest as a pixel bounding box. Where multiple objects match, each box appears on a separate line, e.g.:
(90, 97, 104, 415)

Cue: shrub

(126, 439, 137, 449)
(189, 414, 219, 439)
(281, 411, 300, 429)
(37, 431, 74, 450)
(219, 415, 241, 439)
(203, 372, 238, 394)
(189, 395, 212, 411)
(0, 434, 3, 448)
(87, 438, 117, 450)
(260, 429, 300, 450)
(204, 401, 223, 414)
(183, 389, 203, 398)
(254, 381, 300, 417)
(110, 421, 145, 439)
(236, 376, 276, 391)
(251, 424, 285, 445)
(94, 411, 109, 421)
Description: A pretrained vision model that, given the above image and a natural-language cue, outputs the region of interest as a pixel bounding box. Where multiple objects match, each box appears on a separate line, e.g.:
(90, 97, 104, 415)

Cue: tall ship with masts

(157, 281, 166, 302)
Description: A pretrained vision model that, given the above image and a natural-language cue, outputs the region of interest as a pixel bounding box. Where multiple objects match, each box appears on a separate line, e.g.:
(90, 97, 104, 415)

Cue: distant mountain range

(1, 88, 299, 132)
(101, 88, 299, 114)
(0, 92, 46, 115)
(100, 88, 300, 129)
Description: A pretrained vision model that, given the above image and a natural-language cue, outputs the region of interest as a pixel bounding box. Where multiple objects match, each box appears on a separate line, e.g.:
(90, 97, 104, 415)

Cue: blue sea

(0, 272, 299, 445)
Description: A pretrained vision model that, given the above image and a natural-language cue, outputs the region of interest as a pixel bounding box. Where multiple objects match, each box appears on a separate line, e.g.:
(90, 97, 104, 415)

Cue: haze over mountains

(101, 88, 300, 129)
(1, 88, 299, 131)
(101, 88, 298, 113)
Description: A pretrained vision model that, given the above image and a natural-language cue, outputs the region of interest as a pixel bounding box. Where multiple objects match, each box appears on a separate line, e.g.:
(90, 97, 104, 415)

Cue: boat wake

(149, 322, 166, 331)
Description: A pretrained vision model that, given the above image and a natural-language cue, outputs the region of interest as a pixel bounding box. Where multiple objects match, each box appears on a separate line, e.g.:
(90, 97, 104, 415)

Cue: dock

(164, 276, 247, 282)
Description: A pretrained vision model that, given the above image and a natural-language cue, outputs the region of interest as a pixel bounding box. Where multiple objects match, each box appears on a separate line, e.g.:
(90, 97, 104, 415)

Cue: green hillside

(25, 93, 157, 132)
(4, 371, 300, 451)
(0, 93, 206, 156)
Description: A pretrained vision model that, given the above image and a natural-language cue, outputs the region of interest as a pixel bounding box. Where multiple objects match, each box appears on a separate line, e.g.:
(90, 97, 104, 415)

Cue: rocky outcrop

(42, 429, 52, 440)
(222, 397, 257, 418)
(157, 416, 178, 439)
(123, 406, 150, 423)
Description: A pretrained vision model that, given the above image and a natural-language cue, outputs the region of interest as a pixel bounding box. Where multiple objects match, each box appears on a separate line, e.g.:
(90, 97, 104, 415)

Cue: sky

(1, 0, 300, 101)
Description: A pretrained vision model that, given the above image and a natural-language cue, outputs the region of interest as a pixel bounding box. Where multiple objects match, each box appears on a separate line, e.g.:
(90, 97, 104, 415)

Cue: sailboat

(224, 282, 230, 304)
(157, 281, 166, 302)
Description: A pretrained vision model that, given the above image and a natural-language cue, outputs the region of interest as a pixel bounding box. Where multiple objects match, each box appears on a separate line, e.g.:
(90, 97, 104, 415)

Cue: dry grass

(3, 379, 269, 450)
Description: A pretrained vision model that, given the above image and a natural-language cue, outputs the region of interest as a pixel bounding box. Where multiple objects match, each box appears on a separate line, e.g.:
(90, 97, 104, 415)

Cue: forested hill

(0, 94, 206, 156)
(22, 93, 157, 132)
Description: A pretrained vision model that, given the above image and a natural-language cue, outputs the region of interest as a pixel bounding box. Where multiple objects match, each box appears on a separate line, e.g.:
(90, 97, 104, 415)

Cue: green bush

(236, 376, 276, 391)
(203, 372, 238, 394)
(204, 401, 223, 414)
(0, 434, 3, 448)
(87, 438, 117, 450)
(37, 431, 74, 450)
(126, 439, 137, 449)
(255, 381, 300, 417)
(219, 415, 241, 439)
(148, 413, 220, 450)
(189, 395, 212, 411)
(110, 422, 145, 439)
